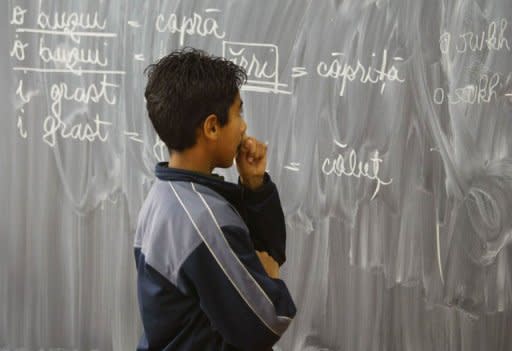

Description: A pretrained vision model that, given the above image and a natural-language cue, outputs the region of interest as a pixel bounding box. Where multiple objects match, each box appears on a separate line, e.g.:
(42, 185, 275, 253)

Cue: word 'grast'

(49, 75, 118, 118)
(42, 76, 117, 147)
(43, 113, 111, 147)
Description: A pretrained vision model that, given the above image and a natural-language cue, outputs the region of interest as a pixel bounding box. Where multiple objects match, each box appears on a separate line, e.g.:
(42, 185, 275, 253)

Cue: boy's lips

(236, 140, 242, 155)
(237, 136, 245, 152)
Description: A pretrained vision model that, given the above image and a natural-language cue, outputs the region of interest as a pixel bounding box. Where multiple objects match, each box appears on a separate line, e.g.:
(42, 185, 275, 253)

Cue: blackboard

(2, 1, 512, 350)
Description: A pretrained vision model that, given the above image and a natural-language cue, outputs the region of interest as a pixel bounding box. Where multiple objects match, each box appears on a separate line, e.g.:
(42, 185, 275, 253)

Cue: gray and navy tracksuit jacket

(134, 162, 296, 350)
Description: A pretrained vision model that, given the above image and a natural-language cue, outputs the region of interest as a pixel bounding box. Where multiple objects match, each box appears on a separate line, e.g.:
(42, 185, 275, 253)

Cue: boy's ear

(202, 114, 220, 141)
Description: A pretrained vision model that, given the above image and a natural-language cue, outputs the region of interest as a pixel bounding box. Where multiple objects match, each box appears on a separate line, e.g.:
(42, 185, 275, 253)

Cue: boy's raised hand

(236, 136, 267, 190)
(256, 251, 280, 279)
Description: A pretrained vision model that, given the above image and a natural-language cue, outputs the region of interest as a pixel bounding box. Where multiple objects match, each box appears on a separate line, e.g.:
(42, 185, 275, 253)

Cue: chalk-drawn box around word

(222, 41, 280, 91)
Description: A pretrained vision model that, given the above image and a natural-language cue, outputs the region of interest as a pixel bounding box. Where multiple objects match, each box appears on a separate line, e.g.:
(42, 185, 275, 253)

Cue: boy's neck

(168, 148, 214, 175)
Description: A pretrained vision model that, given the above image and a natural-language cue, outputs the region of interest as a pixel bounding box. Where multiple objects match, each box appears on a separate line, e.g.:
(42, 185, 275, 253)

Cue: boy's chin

(216, 158, 235, 169)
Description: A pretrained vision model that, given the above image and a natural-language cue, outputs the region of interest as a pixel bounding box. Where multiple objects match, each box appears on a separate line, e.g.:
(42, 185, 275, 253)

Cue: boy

(134, 48, 296, 351)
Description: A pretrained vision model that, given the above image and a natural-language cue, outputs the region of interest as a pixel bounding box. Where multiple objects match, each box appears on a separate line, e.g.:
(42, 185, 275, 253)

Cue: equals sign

(291, 67, 307, 78)
(124, 131, 143, 143)
(284, 162, 300, 172)
(128, 20, 141, 28)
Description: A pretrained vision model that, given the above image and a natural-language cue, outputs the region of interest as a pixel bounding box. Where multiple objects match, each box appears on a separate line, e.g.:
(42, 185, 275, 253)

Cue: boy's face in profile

(216, 92, 247, 168)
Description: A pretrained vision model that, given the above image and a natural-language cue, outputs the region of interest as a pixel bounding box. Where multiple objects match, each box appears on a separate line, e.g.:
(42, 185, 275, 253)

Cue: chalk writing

(42, 75, 117, 146)
(10, 6, 27, 25)
(506, 90, 512, 104)
(124, 131, 143, 143)
(16, 79, 30, 104)
(284, 162, 301, 172)
(15, 81, 32, 139)
(8, 7, 120, 148)
(223, 41, 291, 94)
(433, 73, 500, 105)
(16, 28, 117, 40)
(440, 18, 510, 54)
(39, 37, 109, 72)
(228, 47, 275, 80)
(155, 10, 225, 46)
(49, 75, 118, 118)
(13, 67, 125, 75)
(127, 20, 141, 28)
(17, 115, 28, 138)
(11, 3, 30, 143)
(43, 113, 111, 147)
(321, 140, 392, 200)
(317, 50, 405, 96)
(37, 10, 107, 44)
(153, 135, 167, 161)
(10, 37, 28, 61)
(291, 67, 308, 78)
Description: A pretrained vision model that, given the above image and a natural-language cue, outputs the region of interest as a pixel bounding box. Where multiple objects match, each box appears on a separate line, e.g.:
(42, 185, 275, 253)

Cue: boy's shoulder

(154, 179, 246, 228)
(135, 179, 248, 249)
(134, 179, 249, 285)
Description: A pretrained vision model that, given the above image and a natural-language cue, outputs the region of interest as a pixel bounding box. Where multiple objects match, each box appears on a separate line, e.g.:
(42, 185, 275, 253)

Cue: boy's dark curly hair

(144, 48, 247, 151)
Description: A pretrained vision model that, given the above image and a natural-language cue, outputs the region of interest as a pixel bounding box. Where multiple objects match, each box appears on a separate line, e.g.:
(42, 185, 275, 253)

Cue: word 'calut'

(440, 18, 510, 54)
(39, 37, 108, 71)
(317, 50, 405, 97)
(37, 11, 106, 43)
(155, 10, 226, 46)
(321, 141, 393, 200)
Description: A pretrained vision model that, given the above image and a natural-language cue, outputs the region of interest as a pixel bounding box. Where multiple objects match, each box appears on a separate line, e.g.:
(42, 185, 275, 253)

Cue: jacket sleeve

(177, 223, 296, 351)
(239, 173, 288, 265)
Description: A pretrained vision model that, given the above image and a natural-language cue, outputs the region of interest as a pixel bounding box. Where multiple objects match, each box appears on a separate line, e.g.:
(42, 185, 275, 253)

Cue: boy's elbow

(229, 329, 281, 351)
(221, 314, 293, 351)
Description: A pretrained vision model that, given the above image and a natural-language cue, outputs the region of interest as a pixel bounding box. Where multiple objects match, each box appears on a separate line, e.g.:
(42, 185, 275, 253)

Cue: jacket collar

(154, 162, 244, 212)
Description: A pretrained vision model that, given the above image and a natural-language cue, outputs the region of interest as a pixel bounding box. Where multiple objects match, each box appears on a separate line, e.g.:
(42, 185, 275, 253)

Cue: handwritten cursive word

(39, 37, 108, 72)
(440, 18, 510, 55)
(49, 75, 118, 118)
(317, 50, 405, 96)
(321, 140, 393, 200)
(37, 10, 106, 43)
(223, 41, 290, 94)
(433, 73, 500, 105)
(43, 113, 111, 147)
(227, 47, 276, 80)
(155, 10, 226, 46)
